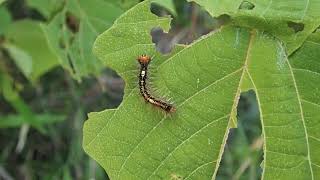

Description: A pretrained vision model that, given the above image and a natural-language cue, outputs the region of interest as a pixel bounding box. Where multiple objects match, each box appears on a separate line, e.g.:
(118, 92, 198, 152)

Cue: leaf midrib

(212, 29, 257, 179)
(287, 50, 314, 179)
(244, 36, 314, 179)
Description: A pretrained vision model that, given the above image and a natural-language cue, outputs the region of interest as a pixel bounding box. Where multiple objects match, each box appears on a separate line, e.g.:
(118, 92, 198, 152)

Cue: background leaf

(26, 0, 64, 19)
(42, 0, 124, 80)
(108, 0, 141, 11)
(3, 44, 33, 78)
(0, 5, 11, 35)
(153, 0, 176, 16)
(4, 20, 60, 82)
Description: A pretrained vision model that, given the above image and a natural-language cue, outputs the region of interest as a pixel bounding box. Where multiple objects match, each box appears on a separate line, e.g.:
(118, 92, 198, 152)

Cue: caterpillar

(137, 55, 176, 113)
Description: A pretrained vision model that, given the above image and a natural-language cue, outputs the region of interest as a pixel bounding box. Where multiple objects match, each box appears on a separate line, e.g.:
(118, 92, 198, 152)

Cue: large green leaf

(84, 1, 239, 179)
(42, 0, 124, 80)
(188, 0, 320, 54)
(83, 1, 319, 179)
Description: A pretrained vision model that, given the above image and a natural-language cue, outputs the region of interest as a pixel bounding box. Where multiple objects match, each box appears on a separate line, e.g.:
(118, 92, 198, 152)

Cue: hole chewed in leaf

(217, 90, 263, 179)
(287, 21, 305, 33)
(239, 1, 255, 10)
(217, 14, 231, 24)
(150, 0, 229, 55)
(151, 27, 175, 54)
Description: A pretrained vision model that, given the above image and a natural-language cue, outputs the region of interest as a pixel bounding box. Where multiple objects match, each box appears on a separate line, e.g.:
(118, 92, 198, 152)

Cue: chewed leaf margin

(188, 0, 320, 54)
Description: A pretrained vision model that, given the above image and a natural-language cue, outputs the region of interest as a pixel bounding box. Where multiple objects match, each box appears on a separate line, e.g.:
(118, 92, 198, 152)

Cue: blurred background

(0, 0, 262, 179)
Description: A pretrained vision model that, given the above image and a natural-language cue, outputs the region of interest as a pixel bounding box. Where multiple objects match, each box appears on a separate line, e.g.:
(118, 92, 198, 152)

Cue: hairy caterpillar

(137, 55, 176, 113)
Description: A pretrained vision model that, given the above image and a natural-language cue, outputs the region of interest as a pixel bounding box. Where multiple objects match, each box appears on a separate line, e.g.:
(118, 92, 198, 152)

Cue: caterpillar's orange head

(137, 55, 151, 65)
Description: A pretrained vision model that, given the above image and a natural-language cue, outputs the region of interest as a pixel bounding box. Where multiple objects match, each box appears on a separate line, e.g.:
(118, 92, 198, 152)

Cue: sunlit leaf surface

(83, 1, 320, 179)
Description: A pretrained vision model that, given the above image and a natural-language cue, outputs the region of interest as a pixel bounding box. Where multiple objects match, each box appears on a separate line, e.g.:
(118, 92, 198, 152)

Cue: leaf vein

(185, 161, 215, 179)
(287, 51, 314, 179)
(266, 160, 306, 170)
(147, 114, 229, 179)
(266, 149, 307, 157)
(309, 135, 320, 142)
(292, 68, 320, 76)
(301, 99, 320, 108)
